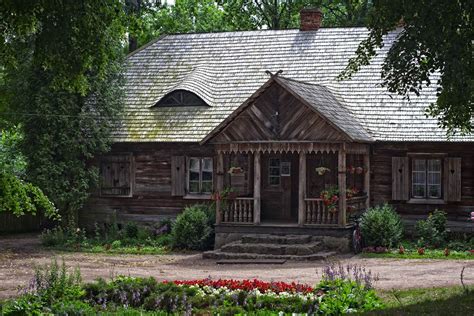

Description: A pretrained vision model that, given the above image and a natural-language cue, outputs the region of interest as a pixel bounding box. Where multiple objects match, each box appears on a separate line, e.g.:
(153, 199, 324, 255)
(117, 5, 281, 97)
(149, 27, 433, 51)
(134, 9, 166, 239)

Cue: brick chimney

(300, 8, 323, 31)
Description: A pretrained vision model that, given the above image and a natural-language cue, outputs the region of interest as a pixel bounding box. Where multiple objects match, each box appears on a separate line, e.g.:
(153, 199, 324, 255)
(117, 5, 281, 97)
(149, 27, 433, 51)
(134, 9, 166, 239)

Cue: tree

(340, 0, 473, 134)
(0, 1, 126, 221)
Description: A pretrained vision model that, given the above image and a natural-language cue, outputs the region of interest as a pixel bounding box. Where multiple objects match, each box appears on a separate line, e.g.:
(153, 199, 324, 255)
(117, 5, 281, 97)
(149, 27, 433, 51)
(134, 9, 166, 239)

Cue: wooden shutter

(444, 157, 461, 201)
(171, 156, 186, 196)
(392, 157, 409, 200)
(100, 155, 131, 196)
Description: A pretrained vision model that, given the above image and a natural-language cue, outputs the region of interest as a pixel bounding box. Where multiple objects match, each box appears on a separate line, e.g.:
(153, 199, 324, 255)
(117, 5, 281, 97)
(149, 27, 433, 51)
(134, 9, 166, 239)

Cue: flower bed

(1, 261, 383, 315)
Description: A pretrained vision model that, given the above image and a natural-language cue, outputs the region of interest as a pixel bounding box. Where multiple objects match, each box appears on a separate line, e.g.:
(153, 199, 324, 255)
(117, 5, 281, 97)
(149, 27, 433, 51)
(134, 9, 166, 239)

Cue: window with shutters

(411, 159, 442, 199)
(188, 157, 213, 194)
(100, 154, 132, 197)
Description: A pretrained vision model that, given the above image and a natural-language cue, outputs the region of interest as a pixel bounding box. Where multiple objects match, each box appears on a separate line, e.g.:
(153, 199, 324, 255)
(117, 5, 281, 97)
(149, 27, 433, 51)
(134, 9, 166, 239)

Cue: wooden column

(338, 143, 347, 226)
(215, 151, 224, 225)
(253, 151, 261, 224)
(298, 151, 306, 226)
(363, 153, 370, 209)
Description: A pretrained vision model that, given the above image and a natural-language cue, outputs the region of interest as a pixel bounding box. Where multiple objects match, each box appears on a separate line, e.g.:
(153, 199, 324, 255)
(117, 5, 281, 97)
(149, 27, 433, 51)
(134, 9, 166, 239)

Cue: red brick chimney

(300, 8, 323, 31)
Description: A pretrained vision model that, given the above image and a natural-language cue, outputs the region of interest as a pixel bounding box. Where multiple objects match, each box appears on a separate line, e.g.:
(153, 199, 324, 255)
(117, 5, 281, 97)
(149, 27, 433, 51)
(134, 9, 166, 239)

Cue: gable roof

(202, 76, 373, 143)
(117, 28, 473, 143)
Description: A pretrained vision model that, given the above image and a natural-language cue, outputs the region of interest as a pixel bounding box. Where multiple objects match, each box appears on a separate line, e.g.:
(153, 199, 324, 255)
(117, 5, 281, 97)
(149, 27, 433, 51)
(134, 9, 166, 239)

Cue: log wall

(371, 142, 474, 220)
(79, 142, 215, 228)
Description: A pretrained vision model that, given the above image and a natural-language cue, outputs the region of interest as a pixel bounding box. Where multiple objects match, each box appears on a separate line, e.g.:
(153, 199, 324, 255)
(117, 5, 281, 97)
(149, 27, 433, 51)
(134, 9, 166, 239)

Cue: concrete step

(220, 241, 324, 256)
(203, 250, 337, 261)
(241, 234, 318, 245)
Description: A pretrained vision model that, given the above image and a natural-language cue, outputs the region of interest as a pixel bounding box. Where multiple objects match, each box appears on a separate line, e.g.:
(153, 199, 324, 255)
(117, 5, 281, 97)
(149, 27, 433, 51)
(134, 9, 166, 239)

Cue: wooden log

(298, 151, 307, 225)
(253, 152, 261, 224)
(338, 143, 347, 226)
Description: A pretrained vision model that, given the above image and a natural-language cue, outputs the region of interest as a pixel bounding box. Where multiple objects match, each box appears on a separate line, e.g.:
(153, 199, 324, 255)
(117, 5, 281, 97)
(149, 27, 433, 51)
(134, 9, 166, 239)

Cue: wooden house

(81, 10, 474, 251)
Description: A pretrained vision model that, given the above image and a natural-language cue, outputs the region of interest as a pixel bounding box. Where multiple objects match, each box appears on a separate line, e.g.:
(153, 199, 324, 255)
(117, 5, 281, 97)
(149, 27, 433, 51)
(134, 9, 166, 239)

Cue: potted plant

(347, 165, 355, 174)
(346, 187, 360, 199)
(320, 187, 339, 213)
(315, 166, 330, 176)
(355, 166, 364, 174)
(228, 166, 244, 174)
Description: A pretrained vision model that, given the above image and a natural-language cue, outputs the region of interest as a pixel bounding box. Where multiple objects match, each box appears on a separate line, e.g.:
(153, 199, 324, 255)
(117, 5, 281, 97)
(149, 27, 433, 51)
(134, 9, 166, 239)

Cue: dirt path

(1, 234, 474, 300)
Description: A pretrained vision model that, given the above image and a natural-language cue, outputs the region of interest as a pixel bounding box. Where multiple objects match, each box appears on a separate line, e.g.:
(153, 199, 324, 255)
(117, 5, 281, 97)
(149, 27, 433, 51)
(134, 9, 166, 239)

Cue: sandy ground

(1, 234, 474, 300)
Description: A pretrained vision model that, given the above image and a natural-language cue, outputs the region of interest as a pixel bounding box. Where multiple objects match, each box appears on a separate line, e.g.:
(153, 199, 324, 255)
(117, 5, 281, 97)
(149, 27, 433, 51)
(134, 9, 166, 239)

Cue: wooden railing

(305, 195, 368, 225)
(222, 197, 255, 223)
(304, 198, 338, 225)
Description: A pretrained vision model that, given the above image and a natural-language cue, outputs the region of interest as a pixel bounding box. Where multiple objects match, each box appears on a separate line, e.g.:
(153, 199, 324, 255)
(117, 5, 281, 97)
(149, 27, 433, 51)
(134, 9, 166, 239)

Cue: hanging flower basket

(347, 165, 356, 174)
(315, 167, 330, 176)
(355, 166, 364, 174)
(228, 166, 244, 174)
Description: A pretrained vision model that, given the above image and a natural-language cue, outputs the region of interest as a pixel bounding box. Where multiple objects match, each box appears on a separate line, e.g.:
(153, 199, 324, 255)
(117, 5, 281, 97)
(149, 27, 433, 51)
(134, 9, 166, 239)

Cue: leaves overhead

(340, 0, 474, 134)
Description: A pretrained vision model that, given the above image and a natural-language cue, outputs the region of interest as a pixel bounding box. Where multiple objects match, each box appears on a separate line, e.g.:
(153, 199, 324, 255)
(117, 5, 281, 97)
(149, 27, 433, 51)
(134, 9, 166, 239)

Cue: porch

(214, 142, 370, 228)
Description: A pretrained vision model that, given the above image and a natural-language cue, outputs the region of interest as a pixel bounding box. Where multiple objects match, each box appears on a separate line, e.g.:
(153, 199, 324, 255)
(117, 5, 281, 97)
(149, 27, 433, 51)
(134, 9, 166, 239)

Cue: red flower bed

(171, 278, 313, 294)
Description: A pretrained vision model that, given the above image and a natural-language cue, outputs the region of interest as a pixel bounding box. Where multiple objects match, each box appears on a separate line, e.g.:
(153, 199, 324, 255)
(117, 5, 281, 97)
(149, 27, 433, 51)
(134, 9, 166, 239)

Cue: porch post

(215, 151, 224, 225)
(298, 151, 306, 226)
(338, 143, 347, 226)
(253, 151, 261, 224)
(363, 152, 370, 209)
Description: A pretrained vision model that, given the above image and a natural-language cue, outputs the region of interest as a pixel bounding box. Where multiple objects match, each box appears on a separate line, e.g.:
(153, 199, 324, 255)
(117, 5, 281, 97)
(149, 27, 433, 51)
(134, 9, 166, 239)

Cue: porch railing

(304, 198, 338, 225)
(222, 197, 255, 223)
(305, 195, 368, 225)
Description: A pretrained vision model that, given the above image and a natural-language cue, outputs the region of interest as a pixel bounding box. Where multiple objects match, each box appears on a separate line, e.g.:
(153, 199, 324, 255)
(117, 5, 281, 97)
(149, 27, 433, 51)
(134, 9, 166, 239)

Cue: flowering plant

(346, 187, 360, 199)
(315, 166, 330, 175)
(320, 187, 339, 212)
(228, 166, 244, 174)
(172, 278, 314, 294)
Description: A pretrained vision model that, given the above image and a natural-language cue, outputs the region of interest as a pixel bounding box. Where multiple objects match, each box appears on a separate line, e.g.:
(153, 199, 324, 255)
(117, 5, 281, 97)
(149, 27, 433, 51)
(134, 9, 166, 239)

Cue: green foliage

(125, 222, 139, 239)
(0, 171, 58, 219)
(0, 126, 26, 176)
(360, 204, 404, 248)
(172, 204, 214, 250)
(317, 279, 382, 314)
(0, 0, 126, 221)
(416, 210, 448, 248)
(340, 0, 474, 134)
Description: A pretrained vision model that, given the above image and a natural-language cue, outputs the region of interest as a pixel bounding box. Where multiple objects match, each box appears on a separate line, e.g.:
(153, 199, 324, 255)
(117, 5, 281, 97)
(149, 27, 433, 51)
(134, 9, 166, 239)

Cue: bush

(172, 204, 214, 250)
(416, 210, 448, 248)
(125, 222, 139, 239)
(360, 204, 404, 248)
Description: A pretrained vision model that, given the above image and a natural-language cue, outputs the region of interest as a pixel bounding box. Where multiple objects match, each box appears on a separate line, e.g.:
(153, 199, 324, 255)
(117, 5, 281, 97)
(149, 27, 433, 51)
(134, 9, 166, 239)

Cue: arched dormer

(154, 89, 209, 107)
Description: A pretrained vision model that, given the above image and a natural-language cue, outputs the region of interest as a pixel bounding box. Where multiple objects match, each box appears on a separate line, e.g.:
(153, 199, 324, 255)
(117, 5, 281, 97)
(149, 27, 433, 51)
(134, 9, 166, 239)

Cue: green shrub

(416, 210, 448, 248)
(111, 240, 122, 249)
(172, 204, 213, 250)
(125, 222, 139, 239)
(360, 204, 404, 248)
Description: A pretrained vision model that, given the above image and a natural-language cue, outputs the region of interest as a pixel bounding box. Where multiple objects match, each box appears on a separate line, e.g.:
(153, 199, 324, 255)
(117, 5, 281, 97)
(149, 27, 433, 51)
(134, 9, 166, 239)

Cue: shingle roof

(275, 77, 373, 142)
(118, 28, 473, 143)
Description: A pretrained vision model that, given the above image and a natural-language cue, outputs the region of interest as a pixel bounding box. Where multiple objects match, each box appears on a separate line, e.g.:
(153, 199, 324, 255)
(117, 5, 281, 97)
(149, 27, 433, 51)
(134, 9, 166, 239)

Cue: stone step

(203, 250, 337, 261)
(220, 241, 323, 256)
(241, 234, 320, 245)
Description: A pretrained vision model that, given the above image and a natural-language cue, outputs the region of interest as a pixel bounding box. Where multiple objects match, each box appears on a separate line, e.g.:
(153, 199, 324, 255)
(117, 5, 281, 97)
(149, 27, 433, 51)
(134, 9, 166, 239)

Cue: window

(155, 90, 208, 107)
(188, 157, 213, 194)
(412, 159, 442, 199)
(268, 158, 281, 186)
(100, 154, 132, 197)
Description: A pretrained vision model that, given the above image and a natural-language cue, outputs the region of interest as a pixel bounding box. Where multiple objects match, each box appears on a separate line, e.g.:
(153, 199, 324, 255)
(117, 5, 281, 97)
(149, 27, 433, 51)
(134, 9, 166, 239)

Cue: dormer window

(155, 90, 208, 107)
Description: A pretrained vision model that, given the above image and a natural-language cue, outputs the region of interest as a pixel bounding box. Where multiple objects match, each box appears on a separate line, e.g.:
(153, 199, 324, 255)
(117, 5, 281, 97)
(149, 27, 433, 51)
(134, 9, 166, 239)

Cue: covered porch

(214, 142, 370, 227)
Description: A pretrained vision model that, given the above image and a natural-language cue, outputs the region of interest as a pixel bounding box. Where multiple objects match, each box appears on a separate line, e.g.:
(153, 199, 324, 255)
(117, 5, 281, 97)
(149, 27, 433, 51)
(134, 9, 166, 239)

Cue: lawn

(368, 285, 474, 315)
(362, 249, 474, 260)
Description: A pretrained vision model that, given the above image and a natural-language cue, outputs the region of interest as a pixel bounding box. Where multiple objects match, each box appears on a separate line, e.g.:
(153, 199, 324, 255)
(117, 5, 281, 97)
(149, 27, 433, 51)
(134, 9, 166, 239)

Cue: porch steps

(203, 234, 337, 261)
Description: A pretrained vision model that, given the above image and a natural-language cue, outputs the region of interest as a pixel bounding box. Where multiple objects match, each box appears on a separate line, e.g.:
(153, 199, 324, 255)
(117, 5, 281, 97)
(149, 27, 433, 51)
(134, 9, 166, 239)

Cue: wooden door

(261, 153, 298, 222)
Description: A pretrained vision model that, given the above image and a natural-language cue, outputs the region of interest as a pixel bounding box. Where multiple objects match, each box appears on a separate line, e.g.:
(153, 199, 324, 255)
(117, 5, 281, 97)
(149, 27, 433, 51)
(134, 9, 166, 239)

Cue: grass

(365, 285, 474, 315)
(362, 249, 474, 260)
(46, 244, 169, 255)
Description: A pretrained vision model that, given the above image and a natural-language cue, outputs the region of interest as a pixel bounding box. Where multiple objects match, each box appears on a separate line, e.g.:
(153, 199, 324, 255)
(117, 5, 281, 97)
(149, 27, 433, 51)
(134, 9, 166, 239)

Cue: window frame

(187, 157, 213, 195)
(410, 158, 442, 200)
(155, 90, 209, 107)
(268, 158, 281, 187)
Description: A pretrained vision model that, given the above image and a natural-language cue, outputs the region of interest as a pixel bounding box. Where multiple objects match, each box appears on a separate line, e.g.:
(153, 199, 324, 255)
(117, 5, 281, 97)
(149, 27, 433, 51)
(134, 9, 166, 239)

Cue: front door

(261, 153, 298, 223)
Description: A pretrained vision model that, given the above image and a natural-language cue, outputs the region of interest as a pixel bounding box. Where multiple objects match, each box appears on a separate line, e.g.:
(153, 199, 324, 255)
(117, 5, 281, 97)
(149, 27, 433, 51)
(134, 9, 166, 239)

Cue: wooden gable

(210, 82, 349, 143)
